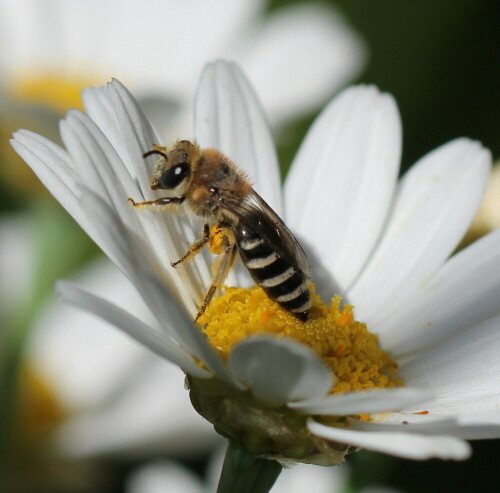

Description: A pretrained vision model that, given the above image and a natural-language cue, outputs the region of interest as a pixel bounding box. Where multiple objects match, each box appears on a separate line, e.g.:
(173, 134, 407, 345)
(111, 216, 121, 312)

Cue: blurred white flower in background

(0, 0, 365, 135)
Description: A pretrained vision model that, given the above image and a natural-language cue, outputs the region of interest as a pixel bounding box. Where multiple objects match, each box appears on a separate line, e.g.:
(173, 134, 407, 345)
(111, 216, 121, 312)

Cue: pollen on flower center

(198, 285, 402, 394)
(7, 74, 98, 113)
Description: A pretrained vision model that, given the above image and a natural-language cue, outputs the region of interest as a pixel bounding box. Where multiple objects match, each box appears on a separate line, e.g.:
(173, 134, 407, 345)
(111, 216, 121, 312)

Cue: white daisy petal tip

(334, 83, 398, 111)
(108, 77, 127, 92)
(228, 336, 333, 407)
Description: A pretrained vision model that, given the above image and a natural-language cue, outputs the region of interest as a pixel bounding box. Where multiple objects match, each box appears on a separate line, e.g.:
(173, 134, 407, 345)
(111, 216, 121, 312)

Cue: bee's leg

(195, 242, 237, 322)
(143, 146, 168, 160)
(171, 224, 210, 268)
(128, 196, 185, 210)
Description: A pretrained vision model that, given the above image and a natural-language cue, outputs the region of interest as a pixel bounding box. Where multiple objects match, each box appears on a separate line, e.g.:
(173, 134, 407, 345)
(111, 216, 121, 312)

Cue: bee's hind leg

(195, 243, 237, 322)
(171, 224, 210, 267)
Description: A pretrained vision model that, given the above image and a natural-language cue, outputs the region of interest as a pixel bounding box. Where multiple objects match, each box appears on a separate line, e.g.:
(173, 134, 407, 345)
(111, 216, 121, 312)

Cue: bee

(129, 140, 311, 322)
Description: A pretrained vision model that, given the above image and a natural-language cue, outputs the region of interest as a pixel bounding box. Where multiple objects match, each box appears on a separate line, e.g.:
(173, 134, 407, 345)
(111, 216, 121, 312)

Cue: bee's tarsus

(128, 196, 185, 209)
(171, 223, 211, 268)
(143, 149, 168, 160)
(196, 284, 218, 322)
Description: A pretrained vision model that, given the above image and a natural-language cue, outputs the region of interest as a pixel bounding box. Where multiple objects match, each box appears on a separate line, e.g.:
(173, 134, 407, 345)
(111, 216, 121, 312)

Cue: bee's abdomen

(236, 224, 310, 321)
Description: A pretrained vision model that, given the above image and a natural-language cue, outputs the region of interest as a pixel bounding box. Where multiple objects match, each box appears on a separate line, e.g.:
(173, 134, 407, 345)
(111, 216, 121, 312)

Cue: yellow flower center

(7, 73, 97, 113)
(198, 285, 401, 395)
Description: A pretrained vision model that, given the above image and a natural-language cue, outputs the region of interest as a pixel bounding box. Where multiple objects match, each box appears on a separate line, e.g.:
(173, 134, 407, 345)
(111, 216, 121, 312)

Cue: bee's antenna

(143, 149, 168, 160)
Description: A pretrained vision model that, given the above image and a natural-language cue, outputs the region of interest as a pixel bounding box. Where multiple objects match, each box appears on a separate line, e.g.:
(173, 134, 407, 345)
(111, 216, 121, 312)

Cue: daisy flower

(11, 60, 500, 466)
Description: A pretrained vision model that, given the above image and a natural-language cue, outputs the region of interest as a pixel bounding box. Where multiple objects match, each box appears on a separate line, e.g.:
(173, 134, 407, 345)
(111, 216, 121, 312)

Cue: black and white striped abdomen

(235, 222, 311, 321)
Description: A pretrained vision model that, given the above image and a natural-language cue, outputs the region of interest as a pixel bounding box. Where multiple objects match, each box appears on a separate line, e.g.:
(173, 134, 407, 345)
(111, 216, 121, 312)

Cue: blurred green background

(0, 0, 499, 492)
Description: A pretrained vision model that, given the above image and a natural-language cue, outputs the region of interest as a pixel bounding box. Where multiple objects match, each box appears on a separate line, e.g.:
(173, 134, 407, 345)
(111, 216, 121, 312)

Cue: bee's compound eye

(159, 163, 189, 189)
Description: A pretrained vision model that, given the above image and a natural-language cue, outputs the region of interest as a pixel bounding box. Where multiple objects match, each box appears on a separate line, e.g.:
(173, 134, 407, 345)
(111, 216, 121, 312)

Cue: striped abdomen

(235, 222, 311, 321)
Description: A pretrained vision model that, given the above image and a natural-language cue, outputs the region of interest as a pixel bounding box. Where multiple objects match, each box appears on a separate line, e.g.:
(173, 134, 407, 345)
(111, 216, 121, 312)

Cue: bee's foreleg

(128, 196, 185, 210)
(171, 224, 210, 268)
(195, 242, 237, 322)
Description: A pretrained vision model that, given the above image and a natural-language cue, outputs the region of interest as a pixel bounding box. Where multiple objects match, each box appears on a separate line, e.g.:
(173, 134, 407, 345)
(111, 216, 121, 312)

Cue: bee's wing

(220, 190, 312, 280)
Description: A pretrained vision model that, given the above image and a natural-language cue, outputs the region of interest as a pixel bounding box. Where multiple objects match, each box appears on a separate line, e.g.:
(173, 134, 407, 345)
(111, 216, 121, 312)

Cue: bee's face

(147, 140, 251, 221)
(151, 141, 193, 192)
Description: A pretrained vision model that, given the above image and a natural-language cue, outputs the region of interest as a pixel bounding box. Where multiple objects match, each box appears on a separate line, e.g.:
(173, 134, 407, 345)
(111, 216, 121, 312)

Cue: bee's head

(144, 140, 195, 193)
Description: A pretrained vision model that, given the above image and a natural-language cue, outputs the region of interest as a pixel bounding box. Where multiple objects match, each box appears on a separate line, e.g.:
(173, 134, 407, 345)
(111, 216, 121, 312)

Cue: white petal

(77, 188, 140, 276)
(308, 421, 471, 460)
(106, 79, 212, 302)
(289, 387, 431, 415)
(349, 138, 491, 325)
(56, 280, 209, 379)
(451, 412, 500, 439)
(126, 461, 204, 493)
(194, 60, 282, 214)
(285, 86, 401, 296)
(60, 109, 141, 215)
(400, 314, 500, 415)
(239, 4, 366, 124)
(229, 336, 332, 406)
(380, 229, 500, 356)
(354, 411, 500, 440)
(78, 191, 234, 384)
(10, 131, 93, 233)
(125, 268, 235, 385)
(12, 128, 74, 173)
(106, 78, 159, 195)
(78, 185, 193, 320)
(82, 84, 138, 180)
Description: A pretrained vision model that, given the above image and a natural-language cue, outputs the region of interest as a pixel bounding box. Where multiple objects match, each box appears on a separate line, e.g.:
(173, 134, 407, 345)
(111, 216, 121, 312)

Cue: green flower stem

(217, 439, 283, 493)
